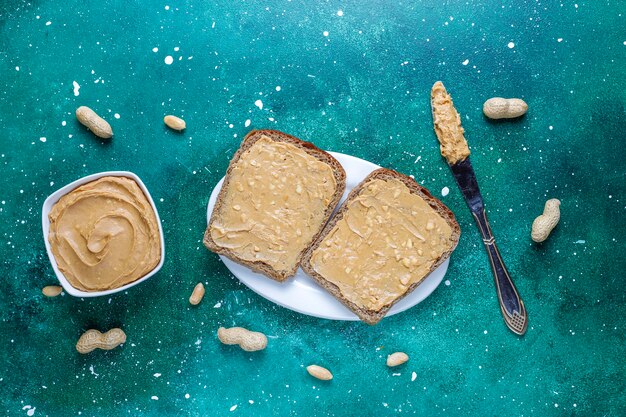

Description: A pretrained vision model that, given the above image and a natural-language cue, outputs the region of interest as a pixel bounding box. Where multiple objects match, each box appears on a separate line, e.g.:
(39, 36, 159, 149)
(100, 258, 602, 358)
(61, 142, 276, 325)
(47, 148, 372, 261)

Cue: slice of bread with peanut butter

(301, 169, 460, 324)
(204, 130, 346, 282)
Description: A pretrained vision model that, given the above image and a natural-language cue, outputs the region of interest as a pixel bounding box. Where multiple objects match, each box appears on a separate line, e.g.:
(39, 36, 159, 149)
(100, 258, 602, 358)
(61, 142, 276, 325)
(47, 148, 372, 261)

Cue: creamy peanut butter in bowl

(41, 171, 165, 297)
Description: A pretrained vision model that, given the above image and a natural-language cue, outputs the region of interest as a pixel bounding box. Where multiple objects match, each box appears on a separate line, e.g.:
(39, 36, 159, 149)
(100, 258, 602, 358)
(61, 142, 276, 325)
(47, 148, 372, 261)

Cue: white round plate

(207, 152, 450, 321)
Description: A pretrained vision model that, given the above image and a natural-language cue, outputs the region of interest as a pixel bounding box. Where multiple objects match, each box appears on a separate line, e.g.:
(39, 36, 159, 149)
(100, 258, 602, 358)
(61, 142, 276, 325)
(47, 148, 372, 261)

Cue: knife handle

(471, 209, 528, 335)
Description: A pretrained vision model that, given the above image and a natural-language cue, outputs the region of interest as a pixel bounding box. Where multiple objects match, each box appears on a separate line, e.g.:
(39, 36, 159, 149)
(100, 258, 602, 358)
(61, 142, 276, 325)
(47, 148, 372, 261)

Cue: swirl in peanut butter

(310, 178, 453, 311)
(48, 176, 161, 291)
(431, 81, 470, 164)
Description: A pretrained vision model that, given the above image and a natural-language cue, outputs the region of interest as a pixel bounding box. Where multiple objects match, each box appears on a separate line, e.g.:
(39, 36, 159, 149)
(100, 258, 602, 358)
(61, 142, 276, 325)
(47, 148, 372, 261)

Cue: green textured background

(1, 0, 625, 415)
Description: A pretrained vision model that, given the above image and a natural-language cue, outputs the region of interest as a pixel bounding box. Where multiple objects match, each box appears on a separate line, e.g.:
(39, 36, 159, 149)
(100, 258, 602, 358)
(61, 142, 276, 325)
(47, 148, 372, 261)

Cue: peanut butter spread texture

(431, 81, 470, 164)
(48, 176, 161, 292)
(309, 178, 453, 311)
(210, 136, 337, 273)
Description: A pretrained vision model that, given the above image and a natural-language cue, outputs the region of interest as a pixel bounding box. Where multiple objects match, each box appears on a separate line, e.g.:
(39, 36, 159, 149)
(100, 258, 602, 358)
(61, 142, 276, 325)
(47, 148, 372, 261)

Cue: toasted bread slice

(301, 168, 460, 324)
(204, 130, 346, 282)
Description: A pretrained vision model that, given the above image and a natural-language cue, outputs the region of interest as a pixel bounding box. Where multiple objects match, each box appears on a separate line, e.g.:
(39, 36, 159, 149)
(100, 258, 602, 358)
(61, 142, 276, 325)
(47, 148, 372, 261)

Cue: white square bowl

(41, 171, 165, 297)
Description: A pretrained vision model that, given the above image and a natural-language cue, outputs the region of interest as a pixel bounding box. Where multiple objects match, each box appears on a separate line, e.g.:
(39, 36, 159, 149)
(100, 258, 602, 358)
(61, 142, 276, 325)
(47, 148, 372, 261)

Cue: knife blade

(431, 81, 528, 335)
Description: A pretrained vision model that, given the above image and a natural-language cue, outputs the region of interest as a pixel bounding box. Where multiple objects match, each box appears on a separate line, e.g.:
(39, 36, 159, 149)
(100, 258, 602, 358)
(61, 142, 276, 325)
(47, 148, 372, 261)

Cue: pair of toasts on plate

(204, 130, 460, 324)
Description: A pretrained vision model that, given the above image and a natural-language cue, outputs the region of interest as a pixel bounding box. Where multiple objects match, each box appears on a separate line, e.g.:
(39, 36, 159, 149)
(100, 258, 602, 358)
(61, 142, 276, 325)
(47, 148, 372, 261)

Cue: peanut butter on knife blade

(430, 81, 470, 164)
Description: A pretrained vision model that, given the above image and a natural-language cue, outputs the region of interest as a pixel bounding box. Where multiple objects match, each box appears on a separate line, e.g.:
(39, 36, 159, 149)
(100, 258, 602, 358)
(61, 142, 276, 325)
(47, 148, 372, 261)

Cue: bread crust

(203, 130, 346, 282)
(301, 168, 461, 324)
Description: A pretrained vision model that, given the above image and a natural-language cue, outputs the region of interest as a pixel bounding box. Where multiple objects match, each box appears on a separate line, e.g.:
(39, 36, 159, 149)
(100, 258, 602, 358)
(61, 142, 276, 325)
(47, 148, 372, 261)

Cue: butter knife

(430, 82, 528, 335)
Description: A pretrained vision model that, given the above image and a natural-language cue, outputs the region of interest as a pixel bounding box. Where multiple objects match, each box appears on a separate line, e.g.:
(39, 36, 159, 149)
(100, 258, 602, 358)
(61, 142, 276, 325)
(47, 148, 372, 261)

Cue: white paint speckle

(507, 42, 515, 49)
(275, 86, 281, 91)
(164, 5, 170, 10)
(248, 400, 254, 404)
(254, 100, 263, 110)
(27, 408, 36, 416)
(174, 46, 180, 52)
(185, 393, 190, 399)
(153, 373, 161, 378)
(557, 38, 563, 43)
(39, 137, 46, 143)
(441, 187, 449, 197)
(61, 121, 66, 126)
(549, 125, 554, 130)
(244, 119, 251, 128)
(574, 240, 586, 244)
(151, 396, 159, 400)
(45, 21, 51, 26)
(230, 405, 238, 412)
(483, 330, 488, 334)
(337, 10, 344, 16)
(152, 47, 158, 53)
(164, 56, 174, 65)
(73, 81, 80, 96)
(462, 59, 469, 66)
(213, 302, 222, 308)
(411, 372, 417, 381)
(114, 113, 120, 119)
(445, 280, 451, 286)
(323, 31, 329, 37)
(15, 66, 19, 71)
